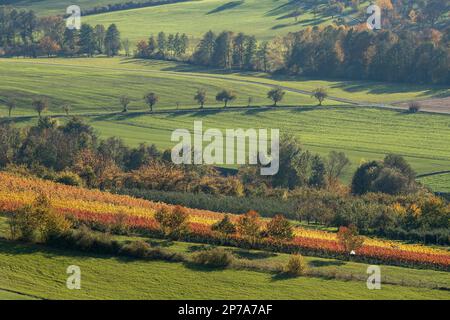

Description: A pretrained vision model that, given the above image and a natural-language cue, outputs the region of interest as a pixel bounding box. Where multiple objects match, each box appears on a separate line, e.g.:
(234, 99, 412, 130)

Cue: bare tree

(32, 97, 49, 118)
(6, 99, 16, 118)
(120, 95, 131, 112)
(144, 92, 159, 112)
(326, 151, 350, 186)
(63, 104, 71, 116)
(194, 89, 207, 108)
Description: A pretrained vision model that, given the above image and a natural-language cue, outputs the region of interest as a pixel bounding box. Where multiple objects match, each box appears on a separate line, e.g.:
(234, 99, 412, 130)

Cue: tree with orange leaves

(237, 210, 261, 238)
(337, 225, 364, 254)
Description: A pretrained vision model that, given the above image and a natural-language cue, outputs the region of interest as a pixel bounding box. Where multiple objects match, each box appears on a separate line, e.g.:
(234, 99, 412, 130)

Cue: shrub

(8, 205, 40, 241)
(154, 205, 189, 237)
(265, 214, 294, 240)
(192, 248, 234, 268)
(56, 171, 83, 186)
(8, 194, 71, 242)
(212, 215, 236, 235)
(40, 208, 72, 240)
(284, 254, 308, 276)
(120, 241, 152, 258)
(408, 102, 421, 113)
(61, 226, 121, 254)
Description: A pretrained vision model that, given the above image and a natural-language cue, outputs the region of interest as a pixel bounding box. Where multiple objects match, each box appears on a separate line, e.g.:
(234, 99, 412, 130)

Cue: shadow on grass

(148, 239, 175, 248)
(243, 107, 272, 115)
(0, 238, 112, 261)
(272, 17, 327, 30)
(186, 244, 219, 253)
(308, 259, 346, 268)
(233, 250, 277, 260)
(183, 261, 227, 272)
(207, 1, 244, 15)
(270, 272, 300, 282)
(330, 82, 450, 99)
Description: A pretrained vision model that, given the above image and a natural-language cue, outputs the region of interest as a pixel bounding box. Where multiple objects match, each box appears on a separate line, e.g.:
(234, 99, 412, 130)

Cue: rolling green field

(1, 58, 449, 184)
(0, 212, 448, 300)
(0, 58, 327, 115)
(9, 0, 362, 41)
(6, 0, 166, 16)
(82, 0, 336, 42)
(3, 239, 449, 300)
(1, 58, 447, 114)
(418, 174, 450, 193)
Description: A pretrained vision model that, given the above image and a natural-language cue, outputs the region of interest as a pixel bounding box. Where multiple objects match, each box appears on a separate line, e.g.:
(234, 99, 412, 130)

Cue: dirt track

(394, 97, 450, 114)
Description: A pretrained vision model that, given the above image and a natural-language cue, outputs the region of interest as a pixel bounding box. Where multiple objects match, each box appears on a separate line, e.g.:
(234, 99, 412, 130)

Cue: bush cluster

(192, 248, 234, 268)
(284, 254, 308, 277)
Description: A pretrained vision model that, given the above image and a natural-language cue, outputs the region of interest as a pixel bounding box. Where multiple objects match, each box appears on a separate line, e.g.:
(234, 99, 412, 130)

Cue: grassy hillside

(3, 105, 450, 183)
(8, 0, 360, 39)
(0, 58, 325, 115)
(81, 0, 357, 43)
(4, 0, 168, 16)
(0, 238, 449, 300)
(85, 107, 450, 179)
(418, 174, 450, 193)
(1, 58, 447, 115)
(1, 58, 449, 182)
(0, 289, 38, 300)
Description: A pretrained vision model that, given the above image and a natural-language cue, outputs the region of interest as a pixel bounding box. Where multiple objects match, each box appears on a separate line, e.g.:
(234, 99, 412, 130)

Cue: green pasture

(0, 212, 448, 300)
(0, 58, 449, 185)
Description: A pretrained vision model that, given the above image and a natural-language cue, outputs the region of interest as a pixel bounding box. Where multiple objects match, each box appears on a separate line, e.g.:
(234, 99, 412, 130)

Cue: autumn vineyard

(1, 172, 448, 271)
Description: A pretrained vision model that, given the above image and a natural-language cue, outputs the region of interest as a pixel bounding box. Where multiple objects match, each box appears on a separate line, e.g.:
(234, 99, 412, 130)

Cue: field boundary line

(417, 171, 450, 178)
(0, 287, 44, 300)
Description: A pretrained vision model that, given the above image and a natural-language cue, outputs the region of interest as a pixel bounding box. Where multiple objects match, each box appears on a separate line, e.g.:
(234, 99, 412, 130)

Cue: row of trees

(138, 25, 449, 84)
(199, 26, 449, 84)
(0, 7, 122, 57)
(283, 25, 449, 84)
(8, 86, 327, 120)
(136, 31, 189, 60)
(0, 115, 351, 194)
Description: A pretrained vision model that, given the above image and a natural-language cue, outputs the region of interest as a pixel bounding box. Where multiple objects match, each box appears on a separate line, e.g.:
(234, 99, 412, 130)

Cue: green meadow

(6, 0, 161, 16)
(10, 0, 362, 41)
(418, 174, 450, 193)
(3, 239, 449, 300)
(1, 58, 449, 185)
(0, 213, 448, 300)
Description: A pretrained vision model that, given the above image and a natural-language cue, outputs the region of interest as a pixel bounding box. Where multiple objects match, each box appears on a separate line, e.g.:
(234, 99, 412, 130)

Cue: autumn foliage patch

(0, 172, 449, 270)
